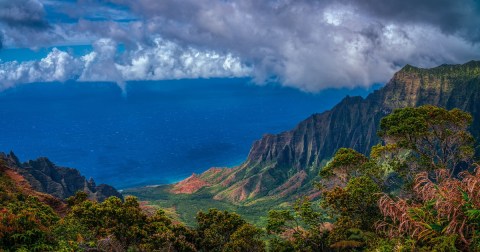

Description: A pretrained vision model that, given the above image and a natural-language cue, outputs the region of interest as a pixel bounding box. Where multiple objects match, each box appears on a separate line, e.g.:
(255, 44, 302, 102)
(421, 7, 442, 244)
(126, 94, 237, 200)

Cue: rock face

(179, 61, 480, 202)
(0, 151, 123, 201)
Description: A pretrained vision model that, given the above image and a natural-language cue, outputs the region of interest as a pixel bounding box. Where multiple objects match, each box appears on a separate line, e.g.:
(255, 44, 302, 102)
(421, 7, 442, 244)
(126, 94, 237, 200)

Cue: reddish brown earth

(3, 167, 68, 215)
(170, 174, 210, 194)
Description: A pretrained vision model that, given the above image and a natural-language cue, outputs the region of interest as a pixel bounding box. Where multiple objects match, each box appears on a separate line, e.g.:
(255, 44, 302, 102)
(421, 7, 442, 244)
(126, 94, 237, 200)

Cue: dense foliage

(266, 197, 329, 251)
(266, 105, 479, 251)
(1, 105, 479, 251)
(0, 161, 263, 251)
(377, 168, 480, 251)
(378, 105, 474, 174)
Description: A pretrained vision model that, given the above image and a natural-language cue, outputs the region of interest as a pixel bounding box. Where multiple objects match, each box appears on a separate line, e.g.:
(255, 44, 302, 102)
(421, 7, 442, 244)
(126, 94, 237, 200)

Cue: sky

(0, 0, 480, 92)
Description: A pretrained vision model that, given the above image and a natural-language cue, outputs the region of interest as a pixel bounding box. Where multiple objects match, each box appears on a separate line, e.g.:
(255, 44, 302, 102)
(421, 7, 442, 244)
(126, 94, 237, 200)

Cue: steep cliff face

(177, 61, 480, 203)
(0, 151, 123, 201)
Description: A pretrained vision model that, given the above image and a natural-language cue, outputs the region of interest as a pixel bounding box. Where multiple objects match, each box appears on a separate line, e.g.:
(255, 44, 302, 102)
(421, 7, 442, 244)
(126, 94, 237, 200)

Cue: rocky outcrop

(0, 151, 123, 201)
(0, 159, 68, 214)
(178, 61, 480, 203)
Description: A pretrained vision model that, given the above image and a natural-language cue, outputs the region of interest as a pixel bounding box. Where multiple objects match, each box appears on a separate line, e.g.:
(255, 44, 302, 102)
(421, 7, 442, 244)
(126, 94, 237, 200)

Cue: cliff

(0, 151, 123, 201)
(175, 61, 480, 202)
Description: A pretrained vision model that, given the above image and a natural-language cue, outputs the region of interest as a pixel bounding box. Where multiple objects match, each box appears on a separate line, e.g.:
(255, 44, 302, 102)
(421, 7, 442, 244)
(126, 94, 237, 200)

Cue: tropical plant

(377, 165, 480, 251)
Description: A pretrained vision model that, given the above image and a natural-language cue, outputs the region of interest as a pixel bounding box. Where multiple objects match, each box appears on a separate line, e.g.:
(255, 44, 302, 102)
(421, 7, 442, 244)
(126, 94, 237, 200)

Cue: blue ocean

(0, 79, 376, 189)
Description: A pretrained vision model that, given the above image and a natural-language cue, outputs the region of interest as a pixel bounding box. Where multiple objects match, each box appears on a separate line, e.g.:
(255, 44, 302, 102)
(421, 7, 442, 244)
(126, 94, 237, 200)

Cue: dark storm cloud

(0, 0, 50, 29)
(347, 0, 480, 42)
(0, 0, 62, 48)
(109, 0, 480, 45)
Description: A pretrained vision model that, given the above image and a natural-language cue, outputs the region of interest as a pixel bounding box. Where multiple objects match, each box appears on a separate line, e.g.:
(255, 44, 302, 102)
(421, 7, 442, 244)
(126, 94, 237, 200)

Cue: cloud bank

(0, 0, 479, 91)
(0, 38, 250, 91)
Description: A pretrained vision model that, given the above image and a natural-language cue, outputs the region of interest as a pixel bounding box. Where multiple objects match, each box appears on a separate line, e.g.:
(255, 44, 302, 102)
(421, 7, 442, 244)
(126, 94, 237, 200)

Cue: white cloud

(0, 48, 80, 89)
(117, 38, 250, 80)
(0, 38, 251, 91)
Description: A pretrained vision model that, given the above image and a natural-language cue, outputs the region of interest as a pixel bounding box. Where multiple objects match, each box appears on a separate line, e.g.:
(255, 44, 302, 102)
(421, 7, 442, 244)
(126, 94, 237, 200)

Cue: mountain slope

(172, 61, 480, 203)
(0, 158, 68, 214)
(0, 151, 123, 201)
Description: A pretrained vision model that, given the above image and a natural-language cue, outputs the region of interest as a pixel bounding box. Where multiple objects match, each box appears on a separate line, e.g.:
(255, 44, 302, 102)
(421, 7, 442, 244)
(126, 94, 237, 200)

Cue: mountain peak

(396, 61, 480, 78)
(398, 64, 418, 72)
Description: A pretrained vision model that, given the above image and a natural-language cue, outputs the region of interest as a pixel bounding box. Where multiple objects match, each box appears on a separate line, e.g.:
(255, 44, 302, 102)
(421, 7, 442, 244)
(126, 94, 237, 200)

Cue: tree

(320, 175, 381, 248)
(320, 148, 369, 184)
(141, 209, 196, 251)
(307, 147, 384, 250)
(318, 148, 382, 229)
(319, 148, 384, 191)
(266, 197, 329, 251)
(67, 195, 148, 249)
(224, 224, 265, 252)
(195, 209, 265, 252)
(378, 105, 474, 175)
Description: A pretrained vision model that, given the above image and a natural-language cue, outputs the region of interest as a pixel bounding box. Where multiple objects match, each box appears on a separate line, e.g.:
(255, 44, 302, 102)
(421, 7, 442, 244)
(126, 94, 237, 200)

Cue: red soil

(170, 174, 210, 194)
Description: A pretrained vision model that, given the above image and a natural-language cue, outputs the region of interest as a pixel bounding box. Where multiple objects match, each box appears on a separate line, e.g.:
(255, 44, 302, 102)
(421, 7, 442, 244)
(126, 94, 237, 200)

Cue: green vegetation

(0, 173, 262, 251)
(378, 105, 474, 173)
(2, 105, 480, 251)
(123, 185, 290, 227)
(196, 209, 265, 251)
(0, 195, 59, 251)
(266, 197, 329, 251)
(263, 105, 479, 251)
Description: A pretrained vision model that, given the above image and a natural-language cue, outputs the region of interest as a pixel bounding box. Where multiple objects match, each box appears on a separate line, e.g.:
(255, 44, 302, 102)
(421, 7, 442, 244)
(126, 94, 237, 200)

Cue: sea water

(0, 79, 376, 188)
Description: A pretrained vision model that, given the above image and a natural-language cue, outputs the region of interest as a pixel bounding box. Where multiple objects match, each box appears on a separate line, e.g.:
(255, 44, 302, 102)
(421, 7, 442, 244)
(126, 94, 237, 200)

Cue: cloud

(105, 0, 480, 91)
(116, 38, 251, 80)
(0, 48, 80, 89)
(1, 0, 479, 91)
(0, 0, 50, 29)
(0, 0, 62, 48)
(79, 38, 123, 83)
(0, 38, 251, 91)
(344, 0, 480, 42)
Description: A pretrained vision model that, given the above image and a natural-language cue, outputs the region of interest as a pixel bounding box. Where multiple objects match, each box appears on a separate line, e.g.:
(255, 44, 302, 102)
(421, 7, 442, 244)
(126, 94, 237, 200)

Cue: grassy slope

(122, 185, 293, 227)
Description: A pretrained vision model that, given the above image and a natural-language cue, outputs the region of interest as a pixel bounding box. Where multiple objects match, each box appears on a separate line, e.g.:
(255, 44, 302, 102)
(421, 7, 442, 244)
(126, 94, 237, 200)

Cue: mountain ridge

(0, 151, 123, 202)
(170, 60, 480, 203)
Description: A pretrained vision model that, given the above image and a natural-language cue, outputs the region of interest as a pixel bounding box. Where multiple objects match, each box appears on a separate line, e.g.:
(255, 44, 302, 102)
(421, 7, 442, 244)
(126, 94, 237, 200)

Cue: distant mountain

(172, 60, 480, 202)
(0, 151, 123, 201)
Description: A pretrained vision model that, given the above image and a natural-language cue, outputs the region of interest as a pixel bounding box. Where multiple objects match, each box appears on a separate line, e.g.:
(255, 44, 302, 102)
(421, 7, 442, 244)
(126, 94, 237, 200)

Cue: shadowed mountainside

(0, 151, 123, 201)
(171, 61, 480, 203)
